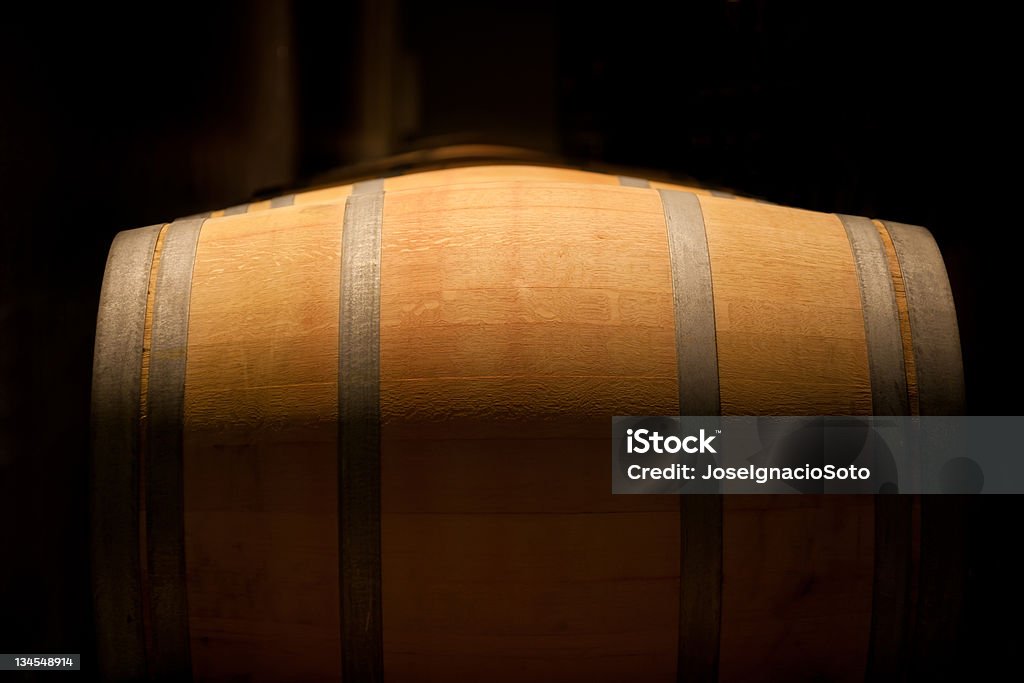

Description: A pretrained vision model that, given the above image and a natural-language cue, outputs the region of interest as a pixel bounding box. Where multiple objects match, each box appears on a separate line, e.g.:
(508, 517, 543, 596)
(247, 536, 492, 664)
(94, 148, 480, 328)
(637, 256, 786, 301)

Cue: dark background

(1, 0, 1019, 678)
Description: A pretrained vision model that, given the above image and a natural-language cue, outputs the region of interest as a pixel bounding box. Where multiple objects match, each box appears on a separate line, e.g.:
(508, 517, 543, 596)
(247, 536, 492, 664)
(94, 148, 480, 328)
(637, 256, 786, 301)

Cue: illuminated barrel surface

(92, 180, 964, 682)
(190, 163, 754, 218)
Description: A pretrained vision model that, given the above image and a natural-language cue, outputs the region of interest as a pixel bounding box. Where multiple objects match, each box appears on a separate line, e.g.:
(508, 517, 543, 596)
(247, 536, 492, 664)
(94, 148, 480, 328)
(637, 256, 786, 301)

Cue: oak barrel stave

(92, 180, 964, 682)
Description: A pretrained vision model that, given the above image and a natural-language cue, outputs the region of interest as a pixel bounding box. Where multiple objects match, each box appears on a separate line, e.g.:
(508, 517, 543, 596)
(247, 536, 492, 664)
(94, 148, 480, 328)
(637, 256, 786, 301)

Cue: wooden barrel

(92, 181, 964, 682)
(190, 164, 757, 217)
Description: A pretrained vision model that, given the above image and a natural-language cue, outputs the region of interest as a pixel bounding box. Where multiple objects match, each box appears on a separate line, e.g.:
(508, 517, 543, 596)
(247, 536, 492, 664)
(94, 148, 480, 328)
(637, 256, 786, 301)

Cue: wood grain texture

(284, 167, 708, 211)
(701, 197, 874, 682)
(379, 183, 681, 683)
(294, 183, 355, 206)
(702, 197, 872, 415)
(129, 180, 965, 682)
(183, 204, 345, 682)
